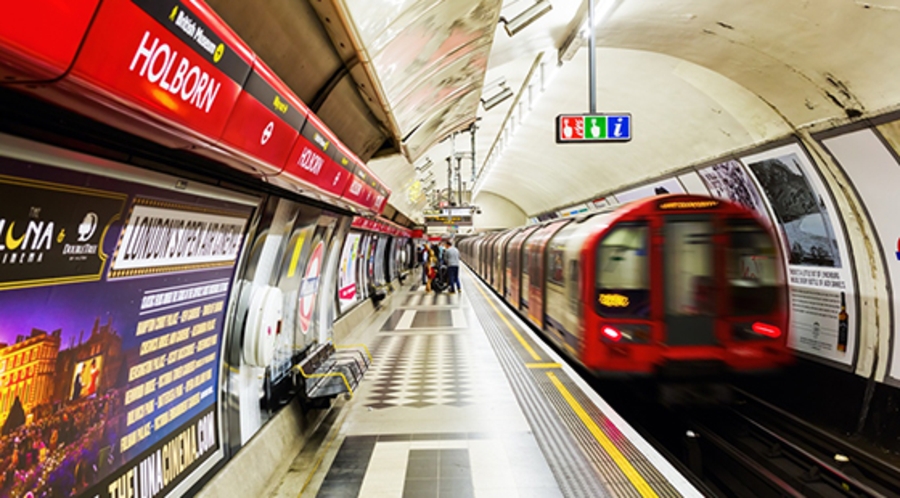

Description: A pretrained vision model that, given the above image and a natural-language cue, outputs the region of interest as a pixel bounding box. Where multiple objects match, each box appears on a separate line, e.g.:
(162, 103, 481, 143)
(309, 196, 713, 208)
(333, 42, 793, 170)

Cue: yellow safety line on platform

(526, 362, 561, 369)
(473, 279, 541, 361)
(297, 402, 352, 498)
(546, 371, 660, 498)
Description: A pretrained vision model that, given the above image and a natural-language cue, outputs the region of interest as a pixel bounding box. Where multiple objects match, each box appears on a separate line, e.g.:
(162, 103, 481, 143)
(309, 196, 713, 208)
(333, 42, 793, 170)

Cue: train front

(581, 195, 793, 385)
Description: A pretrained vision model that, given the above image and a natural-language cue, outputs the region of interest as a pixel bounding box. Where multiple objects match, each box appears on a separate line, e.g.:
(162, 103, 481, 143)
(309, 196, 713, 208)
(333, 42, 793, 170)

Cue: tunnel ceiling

(469, 0, 900, 216)
(210, 0, 900, 221)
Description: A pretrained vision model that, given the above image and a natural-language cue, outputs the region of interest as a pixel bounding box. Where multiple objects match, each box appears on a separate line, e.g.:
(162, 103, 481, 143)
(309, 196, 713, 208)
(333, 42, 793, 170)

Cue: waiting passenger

(444, 240, 461, 293)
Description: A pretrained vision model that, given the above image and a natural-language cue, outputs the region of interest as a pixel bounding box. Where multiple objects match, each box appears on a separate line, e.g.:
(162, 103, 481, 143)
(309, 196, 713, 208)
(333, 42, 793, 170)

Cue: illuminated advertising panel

(0, 155, 252, 498)
(338, 232, 361, 312)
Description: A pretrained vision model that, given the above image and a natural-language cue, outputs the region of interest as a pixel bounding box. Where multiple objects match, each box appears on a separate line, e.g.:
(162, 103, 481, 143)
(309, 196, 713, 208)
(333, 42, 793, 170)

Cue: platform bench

(294, 342, 371, 401)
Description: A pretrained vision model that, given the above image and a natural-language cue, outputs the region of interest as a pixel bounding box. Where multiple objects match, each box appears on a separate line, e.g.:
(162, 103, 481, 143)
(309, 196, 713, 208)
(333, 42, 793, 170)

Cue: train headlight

(733, 322, 781, 340)
(752, 322, 781, 338)
(600, 324, 650, 343)
(602, 326, 622, 342)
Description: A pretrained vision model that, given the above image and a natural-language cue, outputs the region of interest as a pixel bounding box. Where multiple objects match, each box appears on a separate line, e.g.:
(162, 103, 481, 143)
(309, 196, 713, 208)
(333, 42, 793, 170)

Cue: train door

(661, 215, 718, 345)
(509, 225, 539, 309)
(527, 221, 570, 328)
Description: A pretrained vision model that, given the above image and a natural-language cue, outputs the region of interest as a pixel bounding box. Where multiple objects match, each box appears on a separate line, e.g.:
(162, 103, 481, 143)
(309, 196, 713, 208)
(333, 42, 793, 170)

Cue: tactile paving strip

(466, 271, 683, 498)
(466, 276, 612, 498)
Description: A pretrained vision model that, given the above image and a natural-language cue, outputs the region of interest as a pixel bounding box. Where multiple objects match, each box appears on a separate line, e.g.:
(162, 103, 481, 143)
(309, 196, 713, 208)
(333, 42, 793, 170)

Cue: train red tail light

(602, 326, 622, 342)
(751, 322, 781, 338)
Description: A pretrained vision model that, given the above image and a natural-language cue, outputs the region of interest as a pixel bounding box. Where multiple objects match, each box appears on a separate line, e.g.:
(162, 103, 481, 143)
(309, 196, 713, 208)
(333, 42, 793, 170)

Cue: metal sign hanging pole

(470, 124, 477, 184)
(588, 0, 597, 114)
(456, 155, 464, 207)
(446, 156, 453, 206)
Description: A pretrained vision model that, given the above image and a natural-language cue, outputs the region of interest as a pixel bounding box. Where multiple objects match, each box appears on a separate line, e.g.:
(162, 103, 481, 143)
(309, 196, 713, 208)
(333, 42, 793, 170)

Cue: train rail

(720, 387, 900, 496)
(590, 382, 900, 497)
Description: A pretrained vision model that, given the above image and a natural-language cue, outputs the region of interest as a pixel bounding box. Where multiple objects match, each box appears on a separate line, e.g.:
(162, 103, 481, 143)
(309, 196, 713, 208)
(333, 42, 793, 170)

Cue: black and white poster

(741, 144, 856, 366)
(697, 160, 770, 221)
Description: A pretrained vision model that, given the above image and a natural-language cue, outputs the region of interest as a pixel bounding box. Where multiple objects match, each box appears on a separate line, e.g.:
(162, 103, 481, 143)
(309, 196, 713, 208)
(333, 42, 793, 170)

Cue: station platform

(271, 268, 701, 498)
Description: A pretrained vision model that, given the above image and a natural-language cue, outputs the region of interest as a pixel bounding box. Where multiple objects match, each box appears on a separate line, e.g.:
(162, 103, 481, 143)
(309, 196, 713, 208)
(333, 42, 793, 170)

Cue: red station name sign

(0, 0, 392, 215)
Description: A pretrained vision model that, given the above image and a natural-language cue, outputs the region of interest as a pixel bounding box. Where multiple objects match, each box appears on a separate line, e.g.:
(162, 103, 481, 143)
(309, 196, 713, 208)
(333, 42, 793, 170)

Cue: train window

(548, 247, 565, 285)
(595, 224, 650, 317)
(665, 218, 715, 316)
(568, 260, 581, 316)
(728, 220, 780, 316)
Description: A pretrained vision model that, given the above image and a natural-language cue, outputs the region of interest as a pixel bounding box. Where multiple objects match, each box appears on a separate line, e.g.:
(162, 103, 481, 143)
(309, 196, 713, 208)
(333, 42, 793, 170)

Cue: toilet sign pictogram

(556, 114, 632, 143)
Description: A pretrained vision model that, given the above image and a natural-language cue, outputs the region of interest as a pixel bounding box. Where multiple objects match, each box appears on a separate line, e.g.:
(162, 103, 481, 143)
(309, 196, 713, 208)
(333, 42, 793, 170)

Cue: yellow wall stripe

(546, 372, 660, 498)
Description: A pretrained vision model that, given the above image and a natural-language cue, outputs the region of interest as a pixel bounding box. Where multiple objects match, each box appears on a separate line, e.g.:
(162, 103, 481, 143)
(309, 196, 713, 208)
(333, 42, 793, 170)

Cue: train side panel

(525, 221, 570, 329)
(543, 219, 596, 358)
(492, 229, 517, 296)
(506, 225, 539, 310)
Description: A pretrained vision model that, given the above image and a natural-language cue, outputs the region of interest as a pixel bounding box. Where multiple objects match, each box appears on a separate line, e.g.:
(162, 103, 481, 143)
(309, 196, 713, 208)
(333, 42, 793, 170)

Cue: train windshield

(595, 224, 650, 317)
(727, 219, 780, 316)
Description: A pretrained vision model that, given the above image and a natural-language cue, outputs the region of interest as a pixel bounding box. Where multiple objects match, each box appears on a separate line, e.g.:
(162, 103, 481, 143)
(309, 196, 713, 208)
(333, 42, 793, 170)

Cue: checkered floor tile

(364, 334, 475, 410)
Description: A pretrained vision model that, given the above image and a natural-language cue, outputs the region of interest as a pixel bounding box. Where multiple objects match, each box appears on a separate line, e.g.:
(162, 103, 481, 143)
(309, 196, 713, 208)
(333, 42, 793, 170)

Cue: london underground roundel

(299, 241, 324, 334)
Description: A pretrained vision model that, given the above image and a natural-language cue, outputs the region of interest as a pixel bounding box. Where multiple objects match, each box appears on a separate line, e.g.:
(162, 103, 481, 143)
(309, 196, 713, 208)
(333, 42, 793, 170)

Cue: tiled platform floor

(270, 270, 699, 498)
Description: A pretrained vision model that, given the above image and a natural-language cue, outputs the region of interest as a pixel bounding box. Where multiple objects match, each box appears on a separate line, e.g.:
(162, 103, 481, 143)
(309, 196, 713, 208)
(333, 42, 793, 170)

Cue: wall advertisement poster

(676, 171, 710, 196)
(821, 127, 900, 381)
(740, 143, 857, 367)
(697, 159, 770, 221)
(0, 155, 253, 497)
(612, 177, 685, 203)
(338, 232, 361, 312)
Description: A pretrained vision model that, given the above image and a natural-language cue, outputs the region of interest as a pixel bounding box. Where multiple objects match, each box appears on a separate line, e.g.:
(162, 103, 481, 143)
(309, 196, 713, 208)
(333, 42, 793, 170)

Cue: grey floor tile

(402, 480, 438, 498)
(438, 479, 475, 498)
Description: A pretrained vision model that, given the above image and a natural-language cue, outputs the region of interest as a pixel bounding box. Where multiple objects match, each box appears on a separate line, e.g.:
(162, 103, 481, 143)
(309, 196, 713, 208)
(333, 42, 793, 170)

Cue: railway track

(592, 382, 900, 497)
(716, 387, 900, 496)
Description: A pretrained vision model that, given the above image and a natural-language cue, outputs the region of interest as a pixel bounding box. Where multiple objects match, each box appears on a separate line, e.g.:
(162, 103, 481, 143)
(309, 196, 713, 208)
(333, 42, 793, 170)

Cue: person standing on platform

(420, 244, 430, 285)
(444, 240, 461, 293)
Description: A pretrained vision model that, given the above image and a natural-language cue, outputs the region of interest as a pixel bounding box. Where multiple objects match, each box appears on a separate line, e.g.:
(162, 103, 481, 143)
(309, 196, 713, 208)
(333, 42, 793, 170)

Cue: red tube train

(460, 194, 793, 379)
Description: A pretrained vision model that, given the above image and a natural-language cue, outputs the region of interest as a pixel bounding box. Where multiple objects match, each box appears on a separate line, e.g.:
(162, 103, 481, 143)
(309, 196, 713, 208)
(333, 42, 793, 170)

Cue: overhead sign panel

(69, 0, 254, 141)
(283, 114, 354, 198)
(219, 61, 307, 174)
(556, 114, 632, 143)
(0, 0, 100, 81)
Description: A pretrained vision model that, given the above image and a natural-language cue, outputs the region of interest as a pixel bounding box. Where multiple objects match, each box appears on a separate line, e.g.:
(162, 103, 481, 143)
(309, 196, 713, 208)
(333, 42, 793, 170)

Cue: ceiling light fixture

(558, 0, 623, 62)
(481, 85, 514, 111)
(416, 157, 433, 172)
(499, 0, 553, 37)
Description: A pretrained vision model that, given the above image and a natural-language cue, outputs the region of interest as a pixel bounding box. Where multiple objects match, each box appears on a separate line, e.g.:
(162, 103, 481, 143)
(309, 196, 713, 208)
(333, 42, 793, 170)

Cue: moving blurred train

(460, 194, 793, 381)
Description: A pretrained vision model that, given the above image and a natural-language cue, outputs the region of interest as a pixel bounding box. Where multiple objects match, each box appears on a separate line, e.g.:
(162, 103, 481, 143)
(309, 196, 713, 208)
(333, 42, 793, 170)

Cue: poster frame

(738, 137, 861, 373)
(0, 132, 261, 497)
(813, 118, 900, 385)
